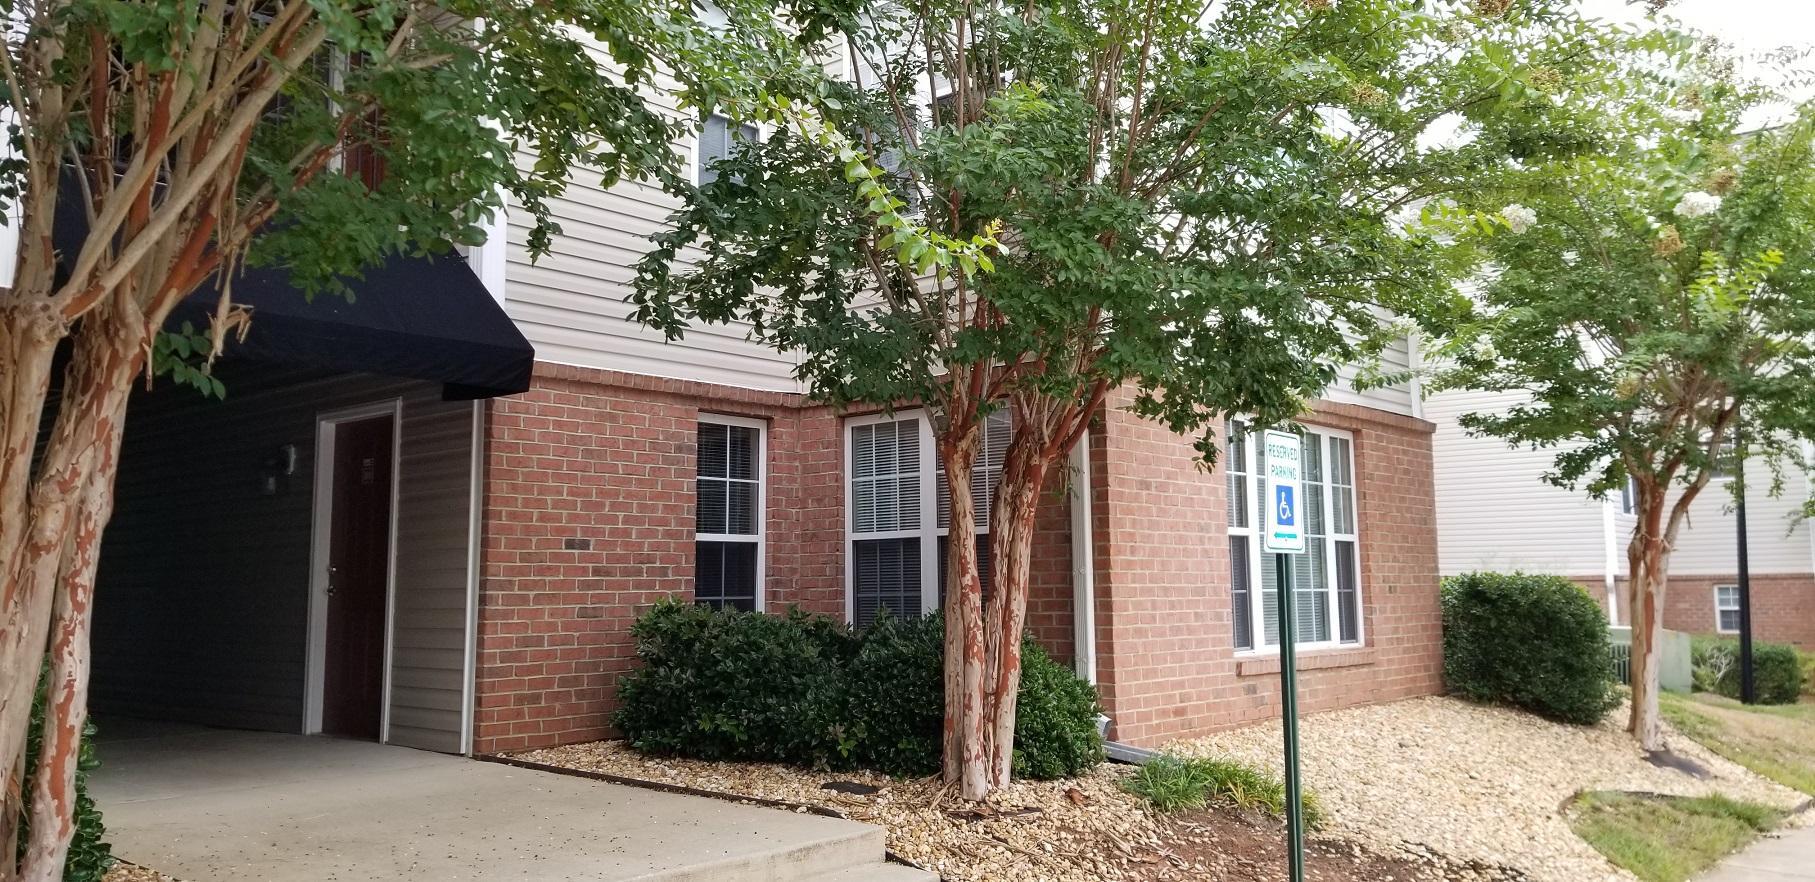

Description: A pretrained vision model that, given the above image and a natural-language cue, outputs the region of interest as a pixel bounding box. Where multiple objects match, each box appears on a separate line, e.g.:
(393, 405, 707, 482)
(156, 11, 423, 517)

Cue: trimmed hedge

(1691, 636, 1805, 705)
(1441, 572, 1621, 725)
(615, 600, 1104, 779)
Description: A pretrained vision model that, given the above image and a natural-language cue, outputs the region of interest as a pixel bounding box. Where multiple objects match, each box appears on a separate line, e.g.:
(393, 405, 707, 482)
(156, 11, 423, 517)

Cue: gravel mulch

(103, 862, 178, 882)
(514, 741, 1511, 882)
(1165, 696, 1810, 882)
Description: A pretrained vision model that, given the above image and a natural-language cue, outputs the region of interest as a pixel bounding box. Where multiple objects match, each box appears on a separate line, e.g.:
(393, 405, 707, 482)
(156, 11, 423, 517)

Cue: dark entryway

(322, 414, 394, 740)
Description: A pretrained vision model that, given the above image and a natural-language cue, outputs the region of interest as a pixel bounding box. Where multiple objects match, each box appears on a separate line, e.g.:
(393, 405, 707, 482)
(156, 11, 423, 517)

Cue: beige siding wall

(1428, 387, 1611, 576)
(387, 397, 479, 752)
(1667, 466, 1813, 577)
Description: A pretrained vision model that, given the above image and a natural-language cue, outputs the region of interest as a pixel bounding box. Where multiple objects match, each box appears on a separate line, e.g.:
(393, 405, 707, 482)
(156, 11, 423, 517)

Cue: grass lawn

(1661, 692, 1815, 796)
(1570, 791, 1783, 882)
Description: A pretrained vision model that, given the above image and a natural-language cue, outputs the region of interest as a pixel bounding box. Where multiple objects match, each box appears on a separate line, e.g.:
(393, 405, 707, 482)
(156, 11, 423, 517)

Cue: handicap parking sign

(1262, 430, 1305, 554)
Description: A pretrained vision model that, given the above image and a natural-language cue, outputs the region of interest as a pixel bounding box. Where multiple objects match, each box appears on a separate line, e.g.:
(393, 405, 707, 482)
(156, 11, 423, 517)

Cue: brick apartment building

(1429, 387, 1815, 651)
(65, 90, 1450, 758)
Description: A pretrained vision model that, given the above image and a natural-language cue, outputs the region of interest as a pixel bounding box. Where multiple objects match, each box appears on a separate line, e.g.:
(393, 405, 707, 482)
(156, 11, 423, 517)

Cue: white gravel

(1165, 696, 1810, 882)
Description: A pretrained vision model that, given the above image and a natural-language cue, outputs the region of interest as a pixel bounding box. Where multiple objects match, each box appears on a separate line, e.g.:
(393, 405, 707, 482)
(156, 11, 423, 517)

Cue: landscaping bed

(1165, 696, 1807, 882)
(513, 740, 1508, 882)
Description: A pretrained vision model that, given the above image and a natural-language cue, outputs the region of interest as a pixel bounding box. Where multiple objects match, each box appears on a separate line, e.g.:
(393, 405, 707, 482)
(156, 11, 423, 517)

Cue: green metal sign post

(1261, 430, 1307, 882)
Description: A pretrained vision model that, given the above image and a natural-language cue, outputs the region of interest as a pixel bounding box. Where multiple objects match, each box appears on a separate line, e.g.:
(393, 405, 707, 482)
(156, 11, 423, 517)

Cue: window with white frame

(846, 409, 1009, 627)
(696, 417, 764, 611)
(1620, 476, 1636, 515)
(1225, 420, 1363, 652)
(1714, 584, 1740, 634)
(696, 113, 759, 187)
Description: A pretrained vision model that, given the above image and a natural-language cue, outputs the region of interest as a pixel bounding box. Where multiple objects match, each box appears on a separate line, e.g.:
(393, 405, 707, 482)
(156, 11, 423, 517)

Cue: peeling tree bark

(17, 310, 138, 882)
(939, 420, 989, 800)
(982, 437, 1046, 788)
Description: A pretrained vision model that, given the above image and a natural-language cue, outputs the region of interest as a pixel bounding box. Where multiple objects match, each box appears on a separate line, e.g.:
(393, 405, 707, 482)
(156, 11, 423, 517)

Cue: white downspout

(1070, 428, 1097, 685)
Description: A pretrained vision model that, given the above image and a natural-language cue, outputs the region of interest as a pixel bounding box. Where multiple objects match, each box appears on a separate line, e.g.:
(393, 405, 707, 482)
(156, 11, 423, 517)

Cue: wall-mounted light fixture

(261, 443, 299, 496)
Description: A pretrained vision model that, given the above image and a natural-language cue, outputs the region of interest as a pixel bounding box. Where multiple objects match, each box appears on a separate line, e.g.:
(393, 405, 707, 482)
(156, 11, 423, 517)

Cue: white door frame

(304, 399, 404, 740)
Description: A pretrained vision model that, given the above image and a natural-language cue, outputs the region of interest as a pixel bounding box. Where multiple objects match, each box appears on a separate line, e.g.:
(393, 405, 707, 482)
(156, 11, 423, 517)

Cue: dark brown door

(323, 414, 394, 740)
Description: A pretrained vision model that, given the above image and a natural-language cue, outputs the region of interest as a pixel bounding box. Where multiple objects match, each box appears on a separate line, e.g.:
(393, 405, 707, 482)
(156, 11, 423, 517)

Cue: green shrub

(1690, 636, 1804, 705)
(1012, 641, 1108, 779)
(614, 603, 1104, 780)
(1442, 572, 1621, 725)
(17, 666, 113, 882)
(613, 600, 856, 767)
(1800, 650, 1815, 702)
(841, 613, 944, 776)
(1123, 754, 1323, 828)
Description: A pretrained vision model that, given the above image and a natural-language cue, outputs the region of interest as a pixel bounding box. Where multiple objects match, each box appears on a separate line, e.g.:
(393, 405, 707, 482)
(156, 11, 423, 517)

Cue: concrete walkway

(1701, 823, 1815, 881)
(91, 720, 928, 881)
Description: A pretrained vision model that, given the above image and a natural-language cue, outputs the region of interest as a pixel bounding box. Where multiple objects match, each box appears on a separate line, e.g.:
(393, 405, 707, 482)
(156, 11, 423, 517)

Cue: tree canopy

(1431, 38, 1815, 747)
(631, 0, 1638, 797)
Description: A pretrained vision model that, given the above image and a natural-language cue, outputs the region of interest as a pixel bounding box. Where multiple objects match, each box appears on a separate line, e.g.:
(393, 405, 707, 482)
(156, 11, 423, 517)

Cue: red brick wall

(473, 364, 843, 753)
(473, 363, 1443, 753)
(1578, 574, 1814, 649)
(1091, 390, 1445, 747)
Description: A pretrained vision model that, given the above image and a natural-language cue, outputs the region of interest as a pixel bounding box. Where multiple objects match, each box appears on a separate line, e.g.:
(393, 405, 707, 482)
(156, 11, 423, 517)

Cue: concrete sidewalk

(91, 720, 928, 881)
(1701, 822, 1815, 881)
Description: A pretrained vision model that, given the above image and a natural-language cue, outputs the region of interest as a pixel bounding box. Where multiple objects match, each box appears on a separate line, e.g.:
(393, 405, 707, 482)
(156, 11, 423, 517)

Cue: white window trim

(1713, 583, 1740, 634)
(697, 414, 767, 612)
(1228, 422, 1365, 656)
(843, 410, 940, 624)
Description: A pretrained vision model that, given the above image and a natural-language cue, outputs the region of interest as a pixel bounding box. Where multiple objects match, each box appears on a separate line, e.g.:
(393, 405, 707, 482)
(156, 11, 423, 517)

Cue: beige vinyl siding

(1666, 466, 1813, 576)
(1326, 333, 1415, 417)
(92, 363, 475, 751)
(386, 398, 479, 752)
(502, 39, 804, 393)
(1427, 387, 1611, 576)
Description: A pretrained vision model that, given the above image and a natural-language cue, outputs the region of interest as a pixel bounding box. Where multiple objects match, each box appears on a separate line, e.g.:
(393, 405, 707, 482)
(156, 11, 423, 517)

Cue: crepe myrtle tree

(633, 0, 1625, 799)
(1432, 46, 1815, 749)
(0, 0, 820, 875)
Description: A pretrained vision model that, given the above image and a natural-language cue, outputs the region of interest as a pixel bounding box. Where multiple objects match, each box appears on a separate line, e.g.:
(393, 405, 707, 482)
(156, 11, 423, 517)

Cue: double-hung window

(696, 113, 759, 186)
(1226, 420, 1363, 652)
(846, 409, 1010, 627)
(1714, 584, 1740, 634)
(696, 417, 764, 611)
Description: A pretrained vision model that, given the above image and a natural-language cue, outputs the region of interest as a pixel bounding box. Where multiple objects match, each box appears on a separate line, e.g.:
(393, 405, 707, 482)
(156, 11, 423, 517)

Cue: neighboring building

(60, 72, 1451, 758)
(1429, 388, 1815, 650)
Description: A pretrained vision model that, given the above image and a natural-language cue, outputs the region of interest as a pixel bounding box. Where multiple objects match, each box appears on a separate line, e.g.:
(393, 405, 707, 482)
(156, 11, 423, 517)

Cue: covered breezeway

(90, 362, 487, 753)
(57, 182, 533, 755)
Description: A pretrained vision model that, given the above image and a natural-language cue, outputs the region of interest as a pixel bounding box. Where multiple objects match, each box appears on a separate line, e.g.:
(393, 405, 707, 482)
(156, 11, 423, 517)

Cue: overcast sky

(1579, 0, 1815, 66)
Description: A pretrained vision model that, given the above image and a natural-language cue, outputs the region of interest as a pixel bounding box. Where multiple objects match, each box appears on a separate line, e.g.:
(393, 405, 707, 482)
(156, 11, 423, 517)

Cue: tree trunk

(938, 426, 989, 800)
(18, 318, 135, 881)
(982, 439, 1046, 788)
(1625, 482, 1674, 752)
(0, 303, 144, 878)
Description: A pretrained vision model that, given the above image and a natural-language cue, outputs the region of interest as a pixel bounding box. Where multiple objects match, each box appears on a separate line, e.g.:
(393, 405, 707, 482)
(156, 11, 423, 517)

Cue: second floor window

(697, 114, 759, 186)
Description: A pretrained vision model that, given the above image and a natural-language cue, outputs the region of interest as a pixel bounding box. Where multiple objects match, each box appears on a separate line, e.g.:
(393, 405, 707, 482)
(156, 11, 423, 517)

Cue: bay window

(1226, 421, 1363, 652)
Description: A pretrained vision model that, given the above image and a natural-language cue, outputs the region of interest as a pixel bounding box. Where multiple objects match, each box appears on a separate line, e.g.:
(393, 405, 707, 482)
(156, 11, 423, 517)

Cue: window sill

(1235, 646, 1375, 678)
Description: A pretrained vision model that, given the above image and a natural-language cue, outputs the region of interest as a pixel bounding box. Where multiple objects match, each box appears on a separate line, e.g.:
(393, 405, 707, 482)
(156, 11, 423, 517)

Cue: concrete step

(803, 860, 942, 882)
(648, 820, 889, 882)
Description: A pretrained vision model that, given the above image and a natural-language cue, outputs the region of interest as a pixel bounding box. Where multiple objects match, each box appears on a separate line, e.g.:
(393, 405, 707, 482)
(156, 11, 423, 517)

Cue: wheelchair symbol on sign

(1275, 485, 1296, 527)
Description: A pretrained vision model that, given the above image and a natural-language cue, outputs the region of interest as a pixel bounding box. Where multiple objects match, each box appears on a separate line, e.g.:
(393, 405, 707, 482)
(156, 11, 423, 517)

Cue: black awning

(54, 187, 534, 400)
